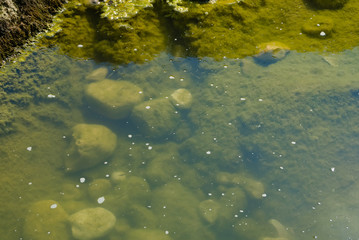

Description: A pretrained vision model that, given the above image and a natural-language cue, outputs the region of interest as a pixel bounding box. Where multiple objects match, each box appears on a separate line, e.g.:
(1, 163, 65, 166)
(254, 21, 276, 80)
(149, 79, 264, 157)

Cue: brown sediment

(0, 0, 66, 64)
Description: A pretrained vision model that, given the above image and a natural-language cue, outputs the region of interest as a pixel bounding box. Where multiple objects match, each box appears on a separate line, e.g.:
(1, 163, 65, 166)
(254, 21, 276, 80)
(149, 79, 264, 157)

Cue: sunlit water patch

(1, 47, 359, 239)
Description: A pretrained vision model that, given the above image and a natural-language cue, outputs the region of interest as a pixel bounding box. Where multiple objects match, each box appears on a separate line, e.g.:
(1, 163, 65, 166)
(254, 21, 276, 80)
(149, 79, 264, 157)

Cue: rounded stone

(131, 98, 180, 138)
(85, 67, 108, 82)
(198, 199, 220, 224)
(65, 124, 117, 172)
(170, 88, 193, 110)
(88, 179, 112, 199)
(69, 207, 116, 240)
(110, 171, 127, 184)
(254, 41, 290, 65)
(85, 80, 144, 119)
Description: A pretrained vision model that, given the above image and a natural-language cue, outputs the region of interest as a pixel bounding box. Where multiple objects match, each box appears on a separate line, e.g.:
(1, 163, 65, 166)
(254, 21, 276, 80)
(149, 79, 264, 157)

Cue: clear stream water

(2, 25, 359, 240)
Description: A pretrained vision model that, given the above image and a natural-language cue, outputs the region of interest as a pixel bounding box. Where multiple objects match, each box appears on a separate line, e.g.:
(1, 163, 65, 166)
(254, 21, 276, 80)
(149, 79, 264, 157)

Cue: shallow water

(2, 44, 359, 239)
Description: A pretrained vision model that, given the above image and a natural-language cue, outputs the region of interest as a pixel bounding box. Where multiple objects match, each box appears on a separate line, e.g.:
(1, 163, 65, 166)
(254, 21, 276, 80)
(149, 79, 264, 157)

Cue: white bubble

(47, 94, 56, 98)
(145, 106, 151, 109)
(80, 177, 86, 183)
(26, 147, 32, 151)
(97, 196, 105, 204)
(320, 31, 326, 36)
(206, 151, 211, 155)
(50, 204, 57, 209)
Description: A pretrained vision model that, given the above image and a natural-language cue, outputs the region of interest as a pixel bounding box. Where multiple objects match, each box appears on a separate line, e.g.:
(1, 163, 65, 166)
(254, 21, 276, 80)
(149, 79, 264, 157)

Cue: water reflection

(1, 48, 359, 239)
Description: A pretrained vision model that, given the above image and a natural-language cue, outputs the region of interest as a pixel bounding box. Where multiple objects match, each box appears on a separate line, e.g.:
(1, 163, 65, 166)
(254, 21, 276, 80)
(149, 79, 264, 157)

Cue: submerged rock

(69, 207, 116, 240)
(110, 170, 127, 184)
(131, 98, 180, 138)
(23, 200, 70, 240)
(85, 80, 144, 119)
(260, 219, 292, 240)
(217, 172, 265, 199)
(65, 124, 117, 172)
(85, 67, 108, 82)
(88, 178, 112, 199)
(170, 88, 193, 110)
(152, 182, 215, 240)
(254, 41, 290, 65)
(198, 199, 220, 224)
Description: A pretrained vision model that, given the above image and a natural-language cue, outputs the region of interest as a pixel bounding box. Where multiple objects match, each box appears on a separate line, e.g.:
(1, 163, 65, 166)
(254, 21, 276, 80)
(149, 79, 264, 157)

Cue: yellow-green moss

(41, 2, 166, 64)
(40, 0, 359, 62)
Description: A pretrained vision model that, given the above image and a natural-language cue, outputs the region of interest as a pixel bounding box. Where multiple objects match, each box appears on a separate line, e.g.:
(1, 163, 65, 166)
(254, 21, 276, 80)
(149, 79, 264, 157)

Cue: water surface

(1, 45, 359, 240)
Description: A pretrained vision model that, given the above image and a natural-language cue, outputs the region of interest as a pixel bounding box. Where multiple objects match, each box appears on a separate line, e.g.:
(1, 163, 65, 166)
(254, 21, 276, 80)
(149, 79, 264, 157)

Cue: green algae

(38, 0, 359, 63)
(41, 1, 166, 64)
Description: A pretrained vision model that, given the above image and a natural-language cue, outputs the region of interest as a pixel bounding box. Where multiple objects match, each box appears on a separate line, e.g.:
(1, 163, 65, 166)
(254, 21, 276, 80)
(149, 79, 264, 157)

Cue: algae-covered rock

(131, 98, 180, 138)
(107, 176, 151, 212)
(254, 41, 290, 65)
(152, 182, 215, 240)
(85, 67, 108, 82)
(65, 124, 117, 172)
(170, 88, 193, 110)
(302, 15, 334, 38)
(69, 207, 116, 240)
(217, 172, 265, 199)
(88, 178, 112, 199)
(85, 80, 144, 119)
(309, 0, 348, 9)
(198, 199, 220, 224)
(218, 187, 247, 220)
(124, 204, 158, 228)
(125, 229, 173, 240)
(23, 200, 70, 240)
(110, 170, 127, 184)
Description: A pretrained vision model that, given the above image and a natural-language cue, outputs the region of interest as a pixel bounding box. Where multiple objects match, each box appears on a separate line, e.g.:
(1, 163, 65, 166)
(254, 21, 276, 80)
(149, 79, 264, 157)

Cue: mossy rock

(85, 79, 144, 119)
(131, 98, 180, 138)
(302, 15, 334, 38)
(309, 0, 348, 9)
(85, 67, 109, 82)
(170, 88, 193, 110)
(198, 199, 221, 224)
(152, 182, 215, 240)
(106, 176, 151, 212)
(23, 200, 70, 240)
(124, 204, 158, 228)
(69, 207, 116, 240)
(65, 124, 117, 172)
(88, 178, 112, 199)
(254, 41, 290, 65)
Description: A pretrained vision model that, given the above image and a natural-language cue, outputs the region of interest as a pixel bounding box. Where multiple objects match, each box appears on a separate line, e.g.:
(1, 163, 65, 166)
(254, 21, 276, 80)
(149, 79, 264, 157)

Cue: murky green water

(2, 37, 359, 239)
